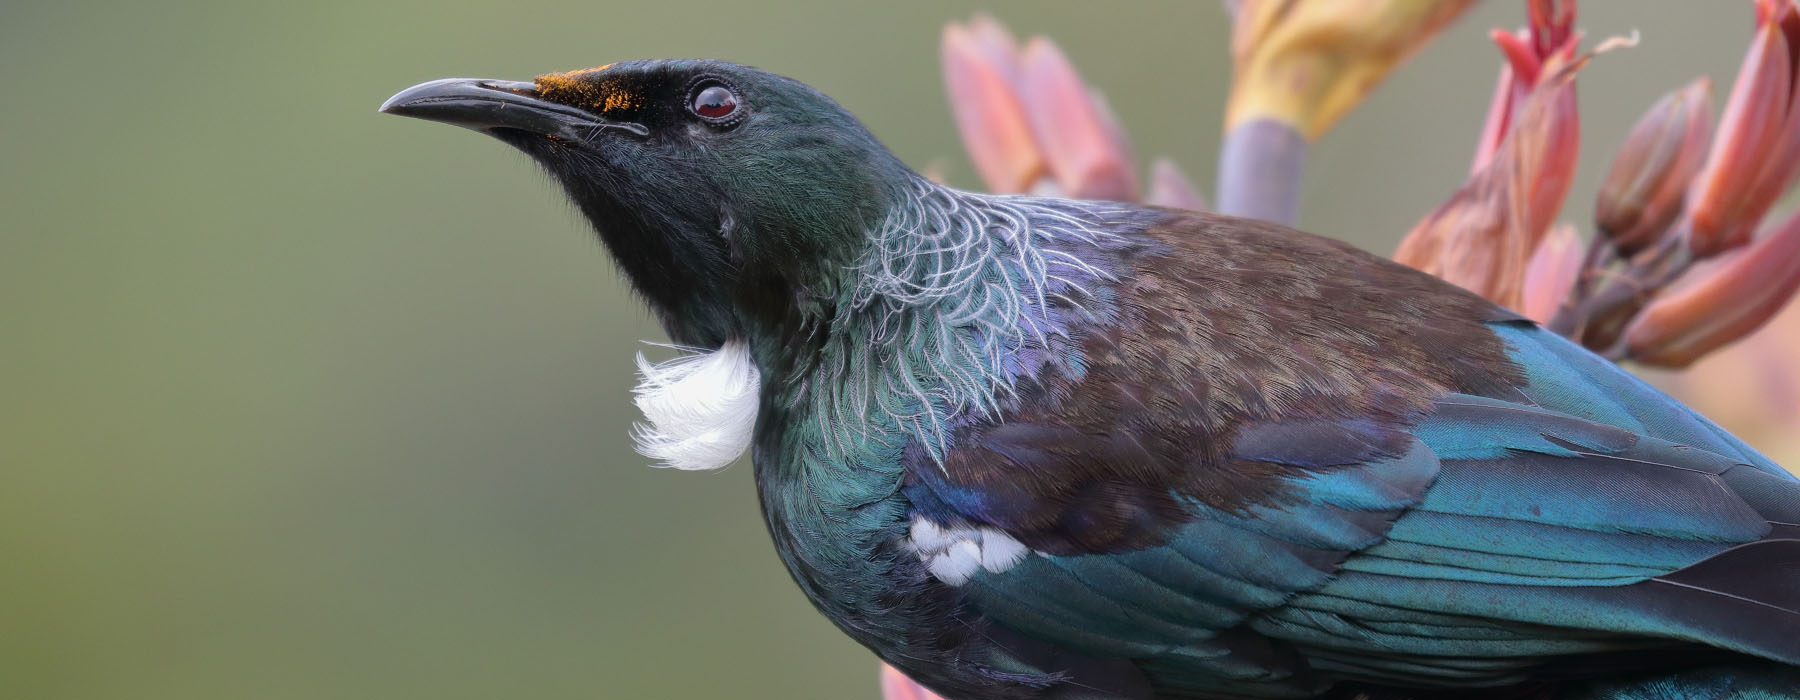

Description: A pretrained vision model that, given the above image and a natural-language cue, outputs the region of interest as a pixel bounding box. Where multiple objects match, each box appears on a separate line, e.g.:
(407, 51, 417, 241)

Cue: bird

(381, 60, 1800, 700)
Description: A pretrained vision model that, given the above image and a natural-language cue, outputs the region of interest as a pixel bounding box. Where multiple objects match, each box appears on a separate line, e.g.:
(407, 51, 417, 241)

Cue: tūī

(382, 60, 1800, 700)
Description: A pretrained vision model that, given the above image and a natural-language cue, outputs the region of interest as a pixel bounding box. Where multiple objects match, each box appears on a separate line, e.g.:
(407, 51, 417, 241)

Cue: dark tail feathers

(1561, 660, 1800, 700)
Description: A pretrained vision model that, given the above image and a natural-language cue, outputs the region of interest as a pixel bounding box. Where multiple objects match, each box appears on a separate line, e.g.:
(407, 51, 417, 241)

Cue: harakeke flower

(941, 16, 1043, 194)
(1018, 37, 1139, 201)
(1594, 79, 1713, 257)
(1397, 1, 1632, 312)
(1226, 0, 1479, 141)
(1220, 0, 1475, 223)
(1685, 0, 1800, 257)
(1550, 1, 1800, 365)
(1395, 0, 1606, 310)
(1625, 209, 1800, 367)
(1470, 0, 1579, 176)
(880, 663, 948, 700)
(1522, 223, 1585, 324)
(941, 14, 1157, 202)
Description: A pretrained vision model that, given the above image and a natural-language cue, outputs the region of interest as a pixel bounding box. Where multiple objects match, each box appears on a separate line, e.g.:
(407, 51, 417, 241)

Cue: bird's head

(382, 60, 914, 347)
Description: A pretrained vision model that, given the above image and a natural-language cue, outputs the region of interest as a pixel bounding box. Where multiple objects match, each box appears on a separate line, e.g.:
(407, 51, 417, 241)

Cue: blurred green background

(0, 2, 1761, 698)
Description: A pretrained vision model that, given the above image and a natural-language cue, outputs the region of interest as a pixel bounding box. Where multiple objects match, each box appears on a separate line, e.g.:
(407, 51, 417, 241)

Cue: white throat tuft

(630, 340, 761, 471)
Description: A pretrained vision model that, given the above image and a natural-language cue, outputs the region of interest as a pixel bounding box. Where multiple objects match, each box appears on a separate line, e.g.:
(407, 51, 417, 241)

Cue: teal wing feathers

(933, 323, 1800, 697)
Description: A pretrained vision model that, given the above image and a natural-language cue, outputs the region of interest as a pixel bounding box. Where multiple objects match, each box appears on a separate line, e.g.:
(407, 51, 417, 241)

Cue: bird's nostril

(478, 80, 540, 96)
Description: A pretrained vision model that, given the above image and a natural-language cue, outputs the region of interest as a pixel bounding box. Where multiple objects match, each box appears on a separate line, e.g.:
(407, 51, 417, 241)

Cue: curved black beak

(379, 78, 646, 138)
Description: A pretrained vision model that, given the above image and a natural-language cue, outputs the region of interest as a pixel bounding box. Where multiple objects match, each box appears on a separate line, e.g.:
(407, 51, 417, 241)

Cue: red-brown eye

(691, 85, 737, 119)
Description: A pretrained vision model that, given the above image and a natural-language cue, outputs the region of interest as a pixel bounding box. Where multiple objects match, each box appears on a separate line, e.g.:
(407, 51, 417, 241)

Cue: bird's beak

(379, 78, 646, 138)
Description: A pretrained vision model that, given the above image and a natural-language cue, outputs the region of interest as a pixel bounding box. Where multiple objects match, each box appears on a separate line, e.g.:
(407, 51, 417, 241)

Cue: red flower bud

(1018, 38, 1139, 201)
(881, 664, 947, 700)
(1595, 79, 1714, 256)
(1522, 223, 1585, 323)
(1627, 207, 1800, 366)
(941, 16, 1138, 200)
(941, 17, 1043, 193)
(1394, 168, 1516, 305)
(1398, 1, 1639, 312)
(1145, 158, 1207, 211)
(1471, 0, 1578, 173)
(1684, 0, 1800, 257)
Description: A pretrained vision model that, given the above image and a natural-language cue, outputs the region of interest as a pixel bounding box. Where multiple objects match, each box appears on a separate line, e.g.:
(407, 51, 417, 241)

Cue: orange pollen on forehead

(534, 65, 639, 113)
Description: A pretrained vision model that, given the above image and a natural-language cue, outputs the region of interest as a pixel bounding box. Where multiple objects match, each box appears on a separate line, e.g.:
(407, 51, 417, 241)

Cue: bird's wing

(1266, 389, 1800, 685)
(1272, 323, 1800, 684)
(909, 372, 1800, 694)
(899, 211, 1800, 695)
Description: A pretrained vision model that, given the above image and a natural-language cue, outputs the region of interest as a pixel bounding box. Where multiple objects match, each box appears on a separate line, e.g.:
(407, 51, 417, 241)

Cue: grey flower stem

(1215, 118, 1308, 226)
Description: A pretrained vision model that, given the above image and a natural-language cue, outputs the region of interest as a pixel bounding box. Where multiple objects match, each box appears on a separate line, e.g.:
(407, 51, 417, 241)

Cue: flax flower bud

(1626, 208, 1800, 367)
(1396, 1, 1634, 311)
(881, 664, 947, 700)
(1471, 0, 1579, 174)
(1396, 45, 1593, 310)
(942, 16, 1139, 200)
(1018, 38, 1139, 201)
(1685, 0, 1800, 257)
(1522, 223, 1585, 324)
(1394, 169, 1513, 304)
(1146, 158, 1208, 211)
(1594, 79, 1714, 256)
(941, 16, 1043, 193)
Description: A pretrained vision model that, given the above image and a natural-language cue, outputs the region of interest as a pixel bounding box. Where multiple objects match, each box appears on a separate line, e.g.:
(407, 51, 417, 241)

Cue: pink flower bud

(1395, 173, 1515, 305)
(1684, 0, 1800, 257)
(1145, 158, 1207, 211)
(1018, 37, 1139, 201)
(880, 664, 947, 700)
(941, 18, 1044, 193)
(1594, 79, 1714, 256)
(1522, 223, 1585, 323)
(1471, 0, 1577, 173)
(1627, 207, 1800, 367)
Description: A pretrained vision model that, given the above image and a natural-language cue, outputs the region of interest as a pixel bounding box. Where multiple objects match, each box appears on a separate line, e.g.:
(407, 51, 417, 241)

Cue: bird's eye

(690, 84, 738, 120)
